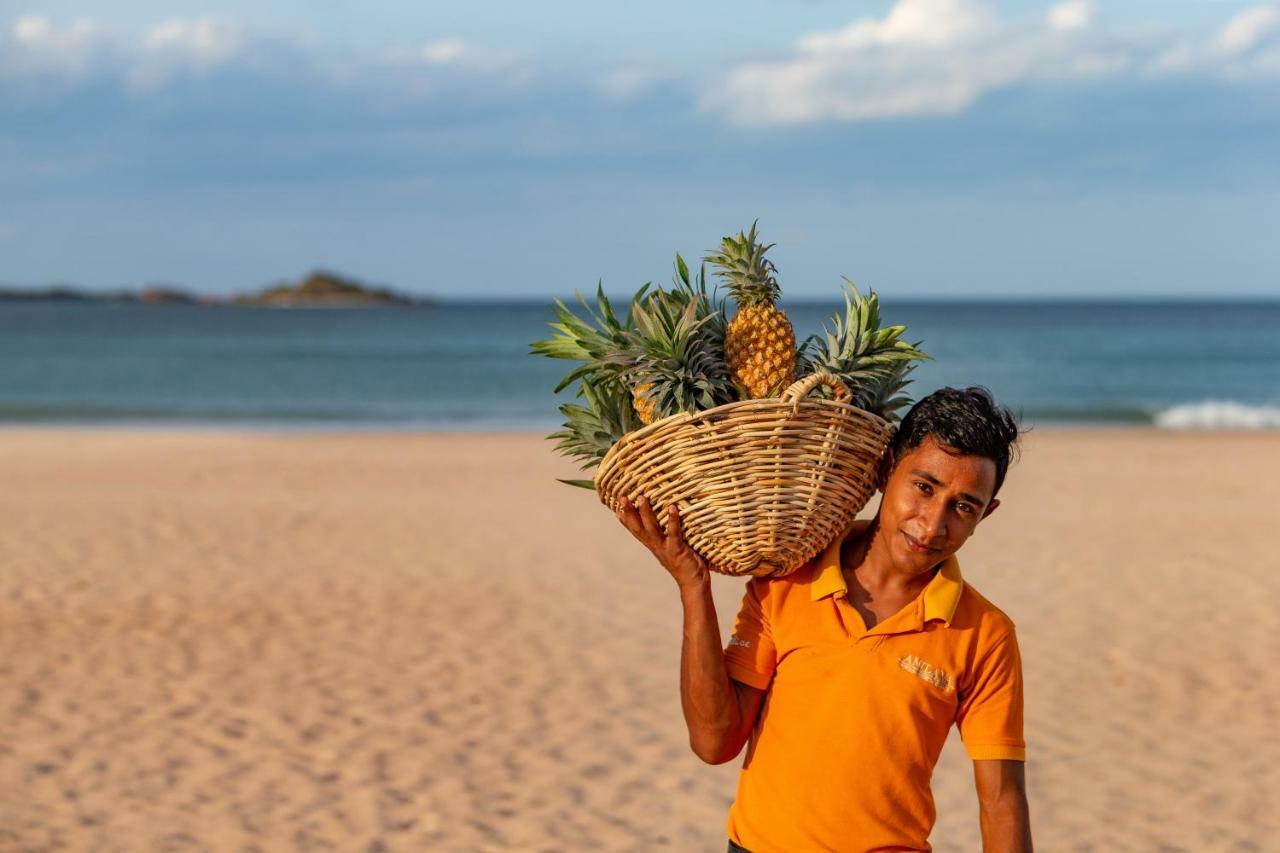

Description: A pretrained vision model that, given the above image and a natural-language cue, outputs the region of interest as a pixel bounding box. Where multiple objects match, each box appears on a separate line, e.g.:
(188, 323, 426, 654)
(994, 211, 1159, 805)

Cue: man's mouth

(903, 532, 938, 554)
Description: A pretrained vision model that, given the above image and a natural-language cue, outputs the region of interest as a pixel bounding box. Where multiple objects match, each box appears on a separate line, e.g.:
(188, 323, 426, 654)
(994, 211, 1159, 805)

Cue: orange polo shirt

(723, 520, 1025, 853)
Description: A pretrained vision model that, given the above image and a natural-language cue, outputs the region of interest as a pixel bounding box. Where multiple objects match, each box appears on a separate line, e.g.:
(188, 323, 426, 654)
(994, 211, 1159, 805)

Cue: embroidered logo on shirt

(728, 636, 752, 649)
(898, 655, 953, 692)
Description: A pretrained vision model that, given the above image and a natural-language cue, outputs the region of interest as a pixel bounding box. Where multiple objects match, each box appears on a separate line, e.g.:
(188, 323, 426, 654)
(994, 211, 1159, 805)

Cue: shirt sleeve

(956, 628, 1026, 761)
(723, 578, 777, 690)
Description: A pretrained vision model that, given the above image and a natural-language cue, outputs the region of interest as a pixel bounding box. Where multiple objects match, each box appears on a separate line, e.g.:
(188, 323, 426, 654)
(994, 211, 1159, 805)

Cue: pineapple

(705, 222, 796, 399)
(530, 254, 732, 486)
(609, 283, 734, 424)
(627, 255, 731, 424)
(796, 278, 931, 421)
(631, 381, 659, 425)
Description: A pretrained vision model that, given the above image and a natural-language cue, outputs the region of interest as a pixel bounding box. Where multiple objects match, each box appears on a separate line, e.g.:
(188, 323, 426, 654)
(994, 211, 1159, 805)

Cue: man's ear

(980, 497, 1001, 521)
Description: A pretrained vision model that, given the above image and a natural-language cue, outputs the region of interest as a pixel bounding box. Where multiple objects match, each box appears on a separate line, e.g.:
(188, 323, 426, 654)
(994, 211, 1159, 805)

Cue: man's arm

(616, 495, 766, 764)
(973, 760, 1032, 853)
(678, 575, 768, 763)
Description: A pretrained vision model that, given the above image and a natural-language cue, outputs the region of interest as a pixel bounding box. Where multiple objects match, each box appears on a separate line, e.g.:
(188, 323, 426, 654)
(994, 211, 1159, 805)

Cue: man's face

(876, 434, 1001, 576)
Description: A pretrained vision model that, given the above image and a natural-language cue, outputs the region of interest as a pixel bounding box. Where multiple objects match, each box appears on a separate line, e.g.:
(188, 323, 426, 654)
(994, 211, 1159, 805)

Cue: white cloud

(6, 6, 1280, 128)
(1214, 5, 1280, 55)
(705, 0, 1084, 124)
(13, 15, 49, 43)
(3, 14, 245, 87)
(799, 0, 993, 53)
(141, 18, 242, 64)
(128, 18, 245, 88)
(418, 39, 469, 65)
(704, 0, 1280, 126)
(7, 15, 104, 75)
(1047, 0, 1094, 33)
(1148, 4, 1280, 77)
(2, 15, 525, 96)
(383, 38, 519, 74)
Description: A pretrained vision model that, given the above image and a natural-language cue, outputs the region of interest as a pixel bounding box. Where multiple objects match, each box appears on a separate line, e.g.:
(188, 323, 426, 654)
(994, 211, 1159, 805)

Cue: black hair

(888, 386, 1026, 500)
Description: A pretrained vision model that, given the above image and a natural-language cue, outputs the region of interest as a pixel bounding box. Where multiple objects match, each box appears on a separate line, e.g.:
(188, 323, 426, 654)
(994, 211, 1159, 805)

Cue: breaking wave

(1153, 401, 1280, 430)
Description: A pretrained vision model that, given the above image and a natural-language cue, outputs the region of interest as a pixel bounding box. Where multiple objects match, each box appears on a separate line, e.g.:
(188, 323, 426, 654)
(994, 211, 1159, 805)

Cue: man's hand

(615, 495, 709, 591)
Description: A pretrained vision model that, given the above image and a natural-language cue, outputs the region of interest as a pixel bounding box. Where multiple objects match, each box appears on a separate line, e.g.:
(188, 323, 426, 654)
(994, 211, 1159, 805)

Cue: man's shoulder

(746, 561, 819, 592)
(953, 580, 1017, 641)
(742, 561, 820, 609)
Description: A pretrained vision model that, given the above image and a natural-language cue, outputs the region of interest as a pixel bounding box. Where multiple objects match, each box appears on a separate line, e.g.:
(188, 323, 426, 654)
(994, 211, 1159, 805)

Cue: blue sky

(2, 1, 1278, 299)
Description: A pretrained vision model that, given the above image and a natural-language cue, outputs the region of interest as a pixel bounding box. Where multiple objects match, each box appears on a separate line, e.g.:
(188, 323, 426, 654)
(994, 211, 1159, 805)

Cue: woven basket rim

(596, 394, 893, 480)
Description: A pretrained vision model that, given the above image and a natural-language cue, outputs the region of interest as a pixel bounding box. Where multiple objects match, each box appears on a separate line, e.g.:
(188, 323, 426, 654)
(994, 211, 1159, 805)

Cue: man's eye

(914, 481, 931, 493)
(957, 503, 974, 514)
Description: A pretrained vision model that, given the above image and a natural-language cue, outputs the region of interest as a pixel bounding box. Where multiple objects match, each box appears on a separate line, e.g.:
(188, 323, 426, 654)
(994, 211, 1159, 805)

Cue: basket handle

(781, 372, 852, 404)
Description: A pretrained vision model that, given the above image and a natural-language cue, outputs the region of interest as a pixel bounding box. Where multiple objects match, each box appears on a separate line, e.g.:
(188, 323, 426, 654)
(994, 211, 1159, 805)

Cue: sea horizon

(5, 289, 1279, 307)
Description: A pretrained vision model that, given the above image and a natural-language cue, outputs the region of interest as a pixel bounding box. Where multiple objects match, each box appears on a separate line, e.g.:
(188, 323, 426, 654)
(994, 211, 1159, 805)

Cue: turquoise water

(1, 299, 1277, 429)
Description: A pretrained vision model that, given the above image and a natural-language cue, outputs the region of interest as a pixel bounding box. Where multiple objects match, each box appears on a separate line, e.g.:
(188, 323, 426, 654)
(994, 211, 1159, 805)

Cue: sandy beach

(0, 427, 1276, 852)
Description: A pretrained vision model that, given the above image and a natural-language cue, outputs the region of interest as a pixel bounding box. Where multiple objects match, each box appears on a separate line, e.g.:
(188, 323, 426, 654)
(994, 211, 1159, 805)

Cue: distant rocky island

(0, 271, 434, 307)
(233, 272, 432, 306)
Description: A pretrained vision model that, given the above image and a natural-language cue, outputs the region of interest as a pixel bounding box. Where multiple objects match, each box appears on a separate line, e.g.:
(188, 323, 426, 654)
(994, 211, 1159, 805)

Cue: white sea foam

(1153, 400, 1280, 430)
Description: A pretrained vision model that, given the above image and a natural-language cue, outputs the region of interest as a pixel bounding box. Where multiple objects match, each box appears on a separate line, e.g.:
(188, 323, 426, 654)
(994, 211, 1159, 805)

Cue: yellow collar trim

(809, 520, 965, 625)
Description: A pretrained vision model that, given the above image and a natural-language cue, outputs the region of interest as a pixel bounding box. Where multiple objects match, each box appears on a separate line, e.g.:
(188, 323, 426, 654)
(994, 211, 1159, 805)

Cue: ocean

(1, 299, 1277, 430)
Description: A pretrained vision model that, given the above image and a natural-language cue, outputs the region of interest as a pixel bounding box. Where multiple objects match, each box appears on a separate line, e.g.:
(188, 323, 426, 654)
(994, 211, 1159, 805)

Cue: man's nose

(919, 500, 948, 542)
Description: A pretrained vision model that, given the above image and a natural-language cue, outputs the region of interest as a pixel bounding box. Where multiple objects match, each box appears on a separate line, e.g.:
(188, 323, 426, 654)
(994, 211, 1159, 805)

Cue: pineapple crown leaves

(547, 374, 641, 488)
(529, 280, 653, 395)
(797, 277, 931, 377)
(624, 290, 715, 373)
(674, 253, 692, 291)
(673, 252, 730, 356)
(704, 219, 782, 307)
(672, 252, 714, 305)
(796, 278, 931, 409)
(535, 258, 735, 487)
(609, 287, 735, 418)
(851, 360, 918, 422)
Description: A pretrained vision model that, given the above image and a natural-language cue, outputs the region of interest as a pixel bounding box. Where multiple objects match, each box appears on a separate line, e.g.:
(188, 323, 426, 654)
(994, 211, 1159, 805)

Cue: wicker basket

(594, 372, 895, 577)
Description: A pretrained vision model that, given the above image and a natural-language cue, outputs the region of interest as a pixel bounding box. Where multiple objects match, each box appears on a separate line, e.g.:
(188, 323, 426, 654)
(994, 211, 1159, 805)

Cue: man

(616, 386, 1032, 852)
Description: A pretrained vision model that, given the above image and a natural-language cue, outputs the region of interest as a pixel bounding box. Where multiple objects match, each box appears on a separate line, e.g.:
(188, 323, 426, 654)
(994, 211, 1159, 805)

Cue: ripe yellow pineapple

(632, 381, 658, 424)
(706, 222, 796, 398)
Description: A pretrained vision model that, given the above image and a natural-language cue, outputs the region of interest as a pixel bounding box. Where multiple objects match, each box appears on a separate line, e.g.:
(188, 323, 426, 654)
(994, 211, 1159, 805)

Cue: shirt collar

(809, 519, 965, 626)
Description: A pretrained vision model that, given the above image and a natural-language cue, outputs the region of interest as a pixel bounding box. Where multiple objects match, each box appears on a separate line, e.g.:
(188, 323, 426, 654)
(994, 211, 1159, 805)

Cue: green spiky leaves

(705, 220, 781, 308)
(609, 286, 736, 422)
(530, 254, 732, 486)
(796, 278, 931, 421)
(673, 251, 729, 356)
(547, 376, 642, 489)
(528, 280, 651, 395)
